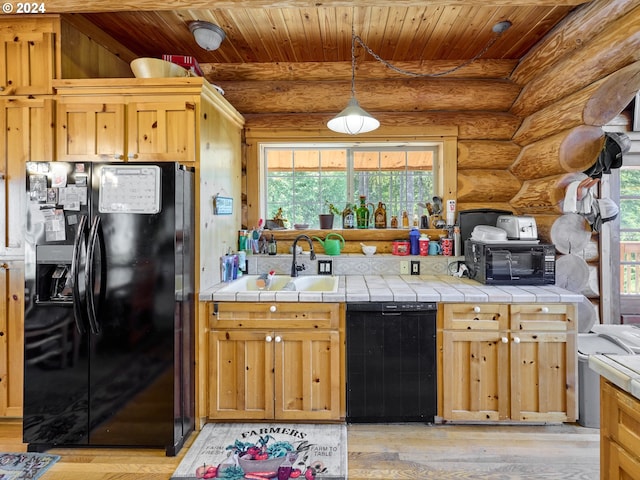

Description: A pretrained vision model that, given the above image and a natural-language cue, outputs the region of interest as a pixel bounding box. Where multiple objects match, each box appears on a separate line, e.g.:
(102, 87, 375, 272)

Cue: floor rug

(172, 423, 347, 480)
(0, 452, 60, 480)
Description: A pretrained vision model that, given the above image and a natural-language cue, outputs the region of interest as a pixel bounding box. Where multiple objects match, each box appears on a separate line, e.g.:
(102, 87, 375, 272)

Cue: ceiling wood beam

(26, 0, 590, 14)
(216, 77, 521, 114)
(202, 59, 518, 81)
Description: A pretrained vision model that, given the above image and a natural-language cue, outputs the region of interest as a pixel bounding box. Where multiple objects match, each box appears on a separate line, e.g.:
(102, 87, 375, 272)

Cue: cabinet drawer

(211, 302, 340, 329)
(510, 304, 575, 332)
(443, 303, 508, 331)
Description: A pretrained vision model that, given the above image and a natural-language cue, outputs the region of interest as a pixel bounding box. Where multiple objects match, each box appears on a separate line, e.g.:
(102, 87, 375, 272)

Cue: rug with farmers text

(0, 452, 60, 480)
(171, 423, 347, 480)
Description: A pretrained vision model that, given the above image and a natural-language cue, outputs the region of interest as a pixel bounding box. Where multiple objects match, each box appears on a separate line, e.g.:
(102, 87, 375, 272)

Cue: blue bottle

(409, 227, 420, 255)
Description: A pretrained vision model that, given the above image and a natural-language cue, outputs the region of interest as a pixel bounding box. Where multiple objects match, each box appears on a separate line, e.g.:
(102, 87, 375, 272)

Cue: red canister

(392, 240, 410, 255)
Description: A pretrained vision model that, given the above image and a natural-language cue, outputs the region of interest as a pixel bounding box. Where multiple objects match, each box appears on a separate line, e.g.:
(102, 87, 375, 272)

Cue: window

(620, 165, 640, 295)
(262, 143, 441, 229)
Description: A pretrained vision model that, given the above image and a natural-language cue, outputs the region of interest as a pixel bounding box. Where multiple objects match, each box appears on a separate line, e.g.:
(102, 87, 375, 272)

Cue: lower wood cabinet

(0, 260, 23, 417)
(439, 303, 577, 423)
(600, 379, 640, 480)
(208, 302, 343, 421)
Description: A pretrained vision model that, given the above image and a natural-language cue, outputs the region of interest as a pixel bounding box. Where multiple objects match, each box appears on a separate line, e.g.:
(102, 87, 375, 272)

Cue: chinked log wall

(506, 0, 640, 320)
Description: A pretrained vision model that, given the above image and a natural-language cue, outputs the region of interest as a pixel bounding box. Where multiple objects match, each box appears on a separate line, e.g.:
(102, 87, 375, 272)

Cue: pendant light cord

(352, 20, 511, 78)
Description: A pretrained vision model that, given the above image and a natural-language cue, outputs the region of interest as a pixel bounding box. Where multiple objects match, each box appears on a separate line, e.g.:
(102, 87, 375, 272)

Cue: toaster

(496, 215, 538, 240)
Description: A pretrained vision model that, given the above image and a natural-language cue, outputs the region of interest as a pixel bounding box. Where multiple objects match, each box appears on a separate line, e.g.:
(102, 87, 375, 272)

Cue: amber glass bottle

(374, 202, 387, 228)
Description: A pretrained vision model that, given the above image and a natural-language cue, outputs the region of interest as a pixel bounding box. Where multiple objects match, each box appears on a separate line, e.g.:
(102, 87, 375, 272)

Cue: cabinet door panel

(127, 102, 195, 162)
(442, 330, 509, 421)
(510, 303, 575, 332)
(443, 303, 508, 331)
(0, 260, 23, 417)
(209, 330, 274, 420)
(213, 302, 339, 329)
(607, 442, 640, 480)
(0, 31, 54, 95)
(511, 331, 573, 422)
(275, 331, 340, 421)
(57, 102, 126, 161)
(1, 99, 53, 256)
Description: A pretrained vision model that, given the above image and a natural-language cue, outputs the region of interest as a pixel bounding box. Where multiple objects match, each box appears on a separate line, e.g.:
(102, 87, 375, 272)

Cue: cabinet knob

(501, 337, 508, 343)
(513, 336, 521, 344)
(541, 307, 549, 313)
(275, 336, 282, 343)
(0, 263, 7, 269)
(269, 305, 277, 313)
(265, 335, 273, 343)
(473, 306, 481, 313)
(128, 153, 139, 160)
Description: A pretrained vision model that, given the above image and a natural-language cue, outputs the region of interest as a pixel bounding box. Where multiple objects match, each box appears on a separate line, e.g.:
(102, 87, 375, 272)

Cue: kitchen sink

(217, 275, 338, 293)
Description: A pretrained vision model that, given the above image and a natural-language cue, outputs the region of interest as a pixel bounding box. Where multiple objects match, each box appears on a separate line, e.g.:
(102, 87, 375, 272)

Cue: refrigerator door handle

(71, 214, 88, 334)
(86, 215, 106, 334)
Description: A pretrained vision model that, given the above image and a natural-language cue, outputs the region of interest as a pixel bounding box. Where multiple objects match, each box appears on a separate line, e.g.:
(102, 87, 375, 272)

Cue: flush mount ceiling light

(189, 21, 226, 51)
(327, 20, 512, 135)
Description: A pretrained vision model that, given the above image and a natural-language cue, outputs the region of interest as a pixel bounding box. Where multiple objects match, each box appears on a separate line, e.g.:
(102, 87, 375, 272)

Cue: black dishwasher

(346, 302, 437, 423)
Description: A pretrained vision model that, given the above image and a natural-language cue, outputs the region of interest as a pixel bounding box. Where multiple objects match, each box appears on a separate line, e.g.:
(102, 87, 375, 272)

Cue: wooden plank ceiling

(48, 0, 591, 114)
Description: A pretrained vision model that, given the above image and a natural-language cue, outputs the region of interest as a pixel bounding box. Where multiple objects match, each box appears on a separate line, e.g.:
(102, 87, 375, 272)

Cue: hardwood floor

(0, 419, 599, 479)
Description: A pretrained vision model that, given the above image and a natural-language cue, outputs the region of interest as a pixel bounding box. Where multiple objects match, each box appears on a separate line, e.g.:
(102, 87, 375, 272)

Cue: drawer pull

(473, 306, 481, 313)
(275, 336, 282, 343)
(541, 307, 549, 313)
(265, 335, 273, 343)
(501, 337, 508, 343)
(269, 305, 277, 313)
(513, 336, 521, 344)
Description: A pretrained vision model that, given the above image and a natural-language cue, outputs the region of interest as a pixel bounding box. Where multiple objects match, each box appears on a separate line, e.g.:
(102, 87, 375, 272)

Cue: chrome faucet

(291, 234, 316, 277)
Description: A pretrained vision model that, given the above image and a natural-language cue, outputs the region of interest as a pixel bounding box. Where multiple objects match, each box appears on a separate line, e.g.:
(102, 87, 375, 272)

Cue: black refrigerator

(23, 161, 195, 456)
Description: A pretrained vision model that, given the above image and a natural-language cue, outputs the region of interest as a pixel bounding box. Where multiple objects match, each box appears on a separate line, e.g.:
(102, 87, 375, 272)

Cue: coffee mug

(428, 241, 441, 255)
(441, 238, 453, 256)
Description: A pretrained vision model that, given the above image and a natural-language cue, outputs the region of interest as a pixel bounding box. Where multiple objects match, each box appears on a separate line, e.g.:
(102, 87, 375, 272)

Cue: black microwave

(464, 240, 556, 285)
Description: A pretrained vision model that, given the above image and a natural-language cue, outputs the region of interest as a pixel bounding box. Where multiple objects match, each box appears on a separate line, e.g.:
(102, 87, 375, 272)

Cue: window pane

(265, 144, 436, 229)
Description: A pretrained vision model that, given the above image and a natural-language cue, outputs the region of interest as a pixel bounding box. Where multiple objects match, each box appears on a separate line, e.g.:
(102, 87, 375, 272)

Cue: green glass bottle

(356, 195, 371, 229)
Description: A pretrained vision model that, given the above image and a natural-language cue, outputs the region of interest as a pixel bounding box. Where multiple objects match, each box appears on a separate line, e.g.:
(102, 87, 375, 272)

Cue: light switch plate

(318, 259, 333, 275)
(411, 260, 420, 275)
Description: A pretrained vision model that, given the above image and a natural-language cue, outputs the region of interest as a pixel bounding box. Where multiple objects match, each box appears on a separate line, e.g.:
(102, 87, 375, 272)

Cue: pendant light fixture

(327, 26, 380, 135)
(327, 20, 512, 135)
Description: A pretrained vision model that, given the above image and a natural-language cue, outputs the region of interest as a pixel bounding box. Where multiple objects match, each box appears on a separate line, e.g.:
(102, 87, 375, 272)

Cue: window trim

(244, 131, 458, 229)
(259, 142, 443, 222)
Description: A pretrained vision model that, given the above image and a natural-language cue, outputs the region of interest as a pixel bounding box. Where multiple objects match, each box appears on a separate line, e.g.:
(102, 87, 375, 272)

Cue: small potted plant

(320, 201, 340, 229)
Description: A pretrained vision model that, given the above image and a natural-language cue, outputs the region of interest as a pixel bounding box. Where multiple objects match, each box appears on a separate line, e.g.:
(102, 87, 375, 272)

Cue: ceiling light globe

(327, 97, 380, 135)
(189, 21, 226, 51)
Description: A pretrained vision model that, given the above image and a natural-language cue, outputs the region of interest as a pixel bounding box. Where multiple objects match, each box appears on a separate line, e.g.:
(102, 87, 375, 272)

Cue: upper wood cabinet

(56, 97, 196, 163)
(440, 303, 577, 423)
(0, 97, 54, 257)
(0, 20, 57, 95)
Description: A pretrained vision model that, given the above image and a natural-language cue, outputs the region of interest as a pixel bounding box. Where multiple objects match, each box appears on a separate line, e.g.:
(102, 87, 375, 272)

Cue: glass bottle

(342, 203, 355, 229)
(374, 202, 387, 229)
(356, 195, 371, 229)
(268, 234, 277, 255)
(390, 215, 398, 228)
(402, 210, 409, 228)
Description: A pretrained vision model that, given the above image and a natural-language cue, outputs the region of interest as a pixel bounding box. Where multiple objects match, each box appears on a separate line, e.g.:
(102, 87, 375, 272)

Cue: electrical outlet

(318, 259, 333, 275)
(400, 260, 409, 275)
(411, 260, 420, 275)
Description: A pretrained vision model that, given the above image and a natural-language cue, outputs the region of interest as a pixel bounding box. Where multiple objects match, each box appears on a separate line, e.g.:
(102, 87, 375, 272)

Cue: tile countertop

(200, 274, 584, 304)
(589, 355, 640, 400)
